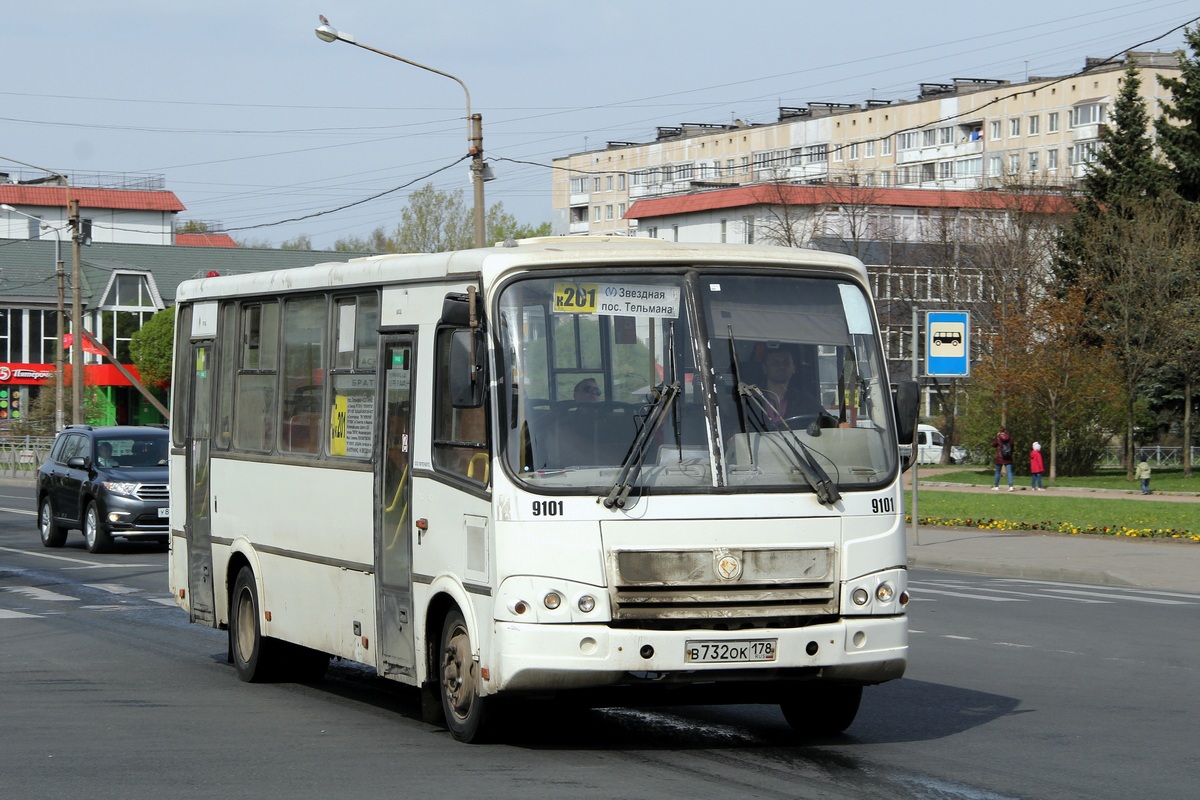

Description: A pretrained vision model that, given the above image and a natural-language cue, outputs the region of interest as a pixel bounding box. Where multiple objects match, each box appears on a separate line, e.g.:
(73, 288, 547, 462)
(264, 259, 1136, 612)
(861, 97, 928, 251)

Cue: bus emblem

(715, 552, 742, 581)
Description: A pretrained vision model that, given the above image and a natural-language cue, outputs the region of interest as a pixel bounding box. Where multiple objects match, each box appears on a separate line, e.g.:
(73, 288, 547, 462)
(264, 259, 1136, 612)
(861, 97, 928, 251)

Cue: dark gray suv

(36, 425, 170, 553)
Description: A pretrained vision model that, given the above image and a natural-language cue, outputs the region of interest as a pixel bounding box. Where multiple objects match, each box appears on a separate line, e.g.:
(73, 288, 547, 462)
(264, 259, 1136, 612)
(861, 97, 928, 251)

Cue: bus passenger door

(377, 335, 416, 676)
(185, 342, 216, 624)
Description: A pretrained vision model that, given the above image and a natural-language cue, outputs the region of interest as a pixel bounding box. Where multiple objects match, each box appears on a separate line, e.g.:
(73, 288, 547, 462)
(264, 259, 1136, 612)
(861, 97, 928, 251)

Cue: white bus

(168, 237, 918, 742)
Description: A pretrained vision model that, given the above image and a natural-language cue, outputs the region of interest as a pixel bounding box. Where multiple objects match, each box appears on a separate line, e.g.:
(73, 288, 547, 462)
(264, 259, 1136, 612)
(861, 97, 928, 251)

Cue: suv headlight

(101, 481, 140, 497)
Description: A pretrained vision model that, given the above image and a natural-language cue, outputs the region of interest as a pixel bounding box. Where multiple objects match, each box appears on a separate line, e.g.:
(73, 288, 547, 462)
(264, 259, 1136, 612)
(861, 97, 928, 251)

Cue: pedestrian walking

(1030, 441, 1045, 491)
(991, 426, 1015, 491)
(1136, 455, 1152, 495)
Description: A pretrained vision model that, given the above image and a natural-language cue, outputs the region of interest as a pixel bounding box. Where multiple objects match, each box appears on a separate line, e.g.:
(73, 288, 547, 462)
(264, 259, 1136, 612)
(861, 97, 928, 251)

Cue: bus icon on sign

(931, 330, 961, 347)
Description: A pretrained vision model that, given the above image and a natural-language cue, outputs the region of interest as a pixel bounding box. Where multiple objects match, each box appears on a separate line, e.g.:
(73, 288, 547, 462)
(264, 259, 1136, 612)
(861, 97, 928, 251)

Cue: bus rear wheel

(780, 684, 863, 736)
(439, 608, 492, 743)
(230, 566, 282, 682)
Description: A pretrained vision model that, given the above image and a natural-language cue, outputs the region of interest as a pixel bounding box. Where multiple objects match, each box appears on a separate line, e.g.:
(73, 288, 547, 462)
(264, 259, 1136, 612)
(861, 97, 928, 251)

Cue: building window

(1047, 148, 1058, 169)
(938, 127, 954, 145)
(1048, 112, 1060, 133)
(617, 174, 626, 191)
(1009, 118, 1021, 137)
(897, 132, 919, 150)
(1070, 141, 1100, 164)
(865, 140, 875, 157)
(592, 178, 602, 192)
(1028, 115, 1040, 135)
(804, 145, 828, 164)
(1071, 103, 1105, 127)
(570, 177, 587, 194)
(848, 142, 859, 160)
(882, 137, 892, 156)
(605, 205, 613, 220)
(719, 219, 727, 243)
(645, 226, 658, 239)
(988, 156, 1003, 176)
(1028, 151, 1040, 172)
(617, 203, 626, 217)
(833, 145, 843, 163)
(957, 157, 982, 177)
(989, 120, 1002, 141)
(592, 206, 601, 222)
(739, 157, 750, 174)
(1009, 153, 1021, 173)
(938, 161, 954, 180)
(742, 216, 755, 244)
(921, 129, 936, 147)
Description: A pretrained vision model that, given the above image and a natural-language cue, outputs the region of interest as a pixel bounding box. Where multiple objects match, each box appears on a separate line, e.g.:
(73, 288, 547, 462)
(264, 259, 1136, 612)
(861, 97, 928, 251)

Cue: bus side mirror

(450, 329, 485, 408)
(893, 380, 918, 446)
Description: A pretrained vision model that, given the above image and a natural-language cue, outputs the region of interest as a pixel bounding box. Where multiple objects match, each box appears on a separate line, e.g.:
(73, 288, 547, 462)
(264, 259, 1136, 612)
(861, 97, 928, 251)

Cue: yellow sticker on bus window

(331, 395, 348, 457)
(553, 283, 598, 313)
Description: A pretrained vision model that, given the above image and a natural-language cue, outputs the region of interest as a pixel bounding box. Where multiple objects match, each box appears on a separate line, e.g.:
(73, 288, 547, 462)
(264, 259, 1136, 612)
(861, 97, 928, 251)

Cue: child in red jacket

(1030, 441, 1045, 491)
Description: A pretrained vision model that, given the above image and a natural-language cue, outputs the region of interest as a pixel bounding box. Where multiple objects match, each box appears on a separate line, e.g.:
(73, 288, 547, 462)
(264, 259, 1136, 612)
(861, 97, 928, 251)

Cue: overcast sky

(3, 1, 1197, 249)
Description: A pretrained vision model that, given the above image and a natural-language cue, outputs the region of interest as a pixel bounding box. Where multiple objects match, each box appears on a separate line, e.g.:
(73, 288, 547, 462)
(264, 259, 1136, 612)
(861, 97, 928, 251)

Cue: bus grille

(608, 547, 838, 621)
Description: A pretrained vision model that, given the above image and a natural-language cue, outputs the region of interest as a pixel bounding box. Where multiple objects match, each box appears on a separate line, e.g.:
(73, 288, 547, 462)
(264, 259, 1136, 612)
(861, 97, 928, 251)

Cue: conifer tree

(1156, 26, 1200, 202)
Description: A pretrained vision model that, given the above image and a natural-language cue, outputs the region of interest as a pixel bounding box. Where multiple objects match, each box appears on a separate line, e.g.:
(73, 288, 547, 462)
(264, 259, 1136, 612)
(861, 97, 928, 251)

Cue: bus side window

(432, 328, 489, 486)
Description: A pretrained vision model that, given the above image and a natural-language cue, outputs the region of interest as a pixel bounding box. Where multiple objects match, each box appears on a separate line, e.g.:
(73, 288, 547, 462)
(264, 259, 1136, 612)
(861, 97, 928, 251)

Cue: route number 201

(531, 500, 564, 517)
(871, 497, 895, 514)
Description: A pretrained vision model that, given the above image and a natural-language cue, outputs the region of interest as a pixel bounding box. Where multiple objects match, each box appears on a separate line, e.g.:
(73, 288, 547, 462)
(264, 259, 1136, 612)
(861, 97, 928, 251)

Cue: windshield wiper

(604, 321, 681, 509)
(728, 327, 841, 506)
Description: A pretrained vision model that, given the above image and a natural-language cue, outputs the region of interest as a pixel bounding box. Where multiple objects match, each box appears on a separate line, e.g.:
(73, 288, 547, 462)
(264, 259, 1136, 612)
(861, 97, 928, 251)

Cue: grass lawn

(905, 488, 1200, 541)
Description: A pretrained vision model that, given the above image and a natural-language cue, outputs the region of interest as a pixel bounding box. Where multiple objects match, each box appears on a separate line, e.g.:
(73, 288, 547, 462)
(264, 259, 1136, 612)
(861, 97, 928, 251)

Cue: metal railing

(0, 437, 55, 481)
(1097, 446, 1200, 468)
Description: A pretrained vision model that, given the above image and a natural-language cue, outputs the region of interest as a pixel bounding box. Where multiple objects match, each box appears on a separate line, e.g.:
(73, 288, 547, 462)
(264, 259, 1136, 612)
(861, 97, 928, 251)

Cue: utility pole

(68, 199, 84, 424)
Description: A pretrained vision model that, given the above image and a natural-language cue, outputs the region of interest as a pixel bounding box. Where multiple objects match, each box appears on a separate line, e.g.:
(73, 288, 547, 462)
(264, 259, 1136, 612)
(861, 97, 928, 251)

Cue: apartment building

(551, 51, 1182, 238)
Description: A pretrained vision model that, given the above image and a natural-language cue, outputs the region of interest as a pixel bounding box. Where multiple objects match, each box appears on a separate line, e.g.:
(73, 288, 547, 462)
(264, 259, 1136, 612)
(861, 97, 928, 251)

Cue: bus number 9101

(531, 500, 564, 517)
(871, 498, 895, 514)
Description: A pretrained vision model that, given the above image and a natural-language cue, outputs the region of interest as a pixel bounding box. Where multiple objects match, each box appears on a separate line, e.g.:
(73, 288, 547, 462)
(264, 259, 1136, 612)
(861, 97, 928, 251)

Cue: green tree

(1157, 26, 1200, 203)
(1058, 60, 1168, 286)
(129, 306, 176, 387)
(279, 234, 313, 250)
(395, 184, 474, 253)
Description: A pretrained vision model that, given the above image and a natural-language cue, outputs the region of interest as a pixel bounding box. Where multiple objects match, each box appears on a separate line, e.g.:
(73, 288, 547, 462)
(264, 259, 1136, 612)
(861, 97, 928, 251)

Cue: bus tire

(780, 684, 862, 736)
(83, 501, 112, 553)
(439, 607, 492, 743)
(230, 566, 282, 682)
(39, 497, 67, 548)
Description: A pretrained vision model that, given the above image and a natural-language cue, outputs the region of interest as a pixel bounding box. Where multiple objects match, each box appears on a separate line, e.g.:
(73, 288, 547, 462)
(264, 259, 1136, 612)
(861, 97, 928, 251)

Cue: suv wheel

(39, 498, 68, 548)
(83, 501, 113, 554)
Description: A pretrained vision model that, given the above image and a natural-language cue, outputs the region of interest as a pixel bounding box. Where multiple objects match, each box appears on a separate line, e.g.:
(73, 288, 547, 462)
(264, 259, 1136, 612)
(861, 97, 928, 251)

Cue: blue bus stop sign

(926, 311, 970, 377)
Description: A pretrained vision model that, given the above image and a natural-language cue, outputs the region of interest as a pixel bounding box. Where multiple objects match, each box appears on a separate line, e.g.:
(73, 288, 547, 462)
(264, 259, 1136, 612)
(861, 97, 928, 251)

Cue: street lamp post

(314, 17, 490, 247)
(1, 204, 66, 432)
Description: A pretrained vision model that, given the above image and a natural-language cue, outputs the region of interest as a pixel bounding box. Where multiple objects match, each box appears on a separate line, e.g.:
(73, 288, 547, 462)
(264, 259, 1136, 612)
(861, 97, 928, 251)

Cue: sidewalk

(905, 468, 1200, 593)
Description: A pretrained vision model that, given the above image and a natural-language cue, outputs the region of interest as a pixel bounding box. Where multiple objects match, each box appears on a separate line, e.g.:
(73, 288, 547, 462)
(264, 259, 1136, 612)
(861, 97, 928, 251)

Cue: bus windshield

(497, 269, 898, 495)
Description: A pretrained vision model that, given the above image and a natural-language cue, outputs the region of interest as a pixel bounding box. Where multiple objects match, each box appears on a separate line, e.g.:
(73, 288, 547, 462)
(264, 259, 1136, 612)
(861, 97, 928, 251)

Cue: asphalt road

(2, 482, 1198, 800)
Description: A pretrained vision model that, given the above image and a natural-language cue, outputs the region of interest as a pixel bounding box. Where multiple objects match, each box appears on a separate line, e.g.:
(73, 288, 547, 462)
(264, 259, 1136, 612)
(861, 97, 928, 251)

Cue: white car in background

(900, 424, 967, 465)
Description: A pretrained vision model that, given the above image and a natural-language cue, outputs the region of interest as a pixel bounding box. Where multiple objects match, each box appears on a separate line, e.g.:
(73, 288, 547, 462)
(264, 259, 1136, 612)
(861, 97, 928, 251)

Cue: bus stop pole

(911, 306, 919, 547)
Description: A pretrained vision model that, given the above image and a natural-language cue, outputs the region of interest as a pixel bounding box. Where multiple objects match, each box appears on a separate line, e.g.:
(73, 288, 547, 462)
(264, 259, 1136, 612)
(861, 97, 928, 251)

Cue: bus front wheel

(439, 608, 492, 743)
(780, 684, 863, 736)
(230, 566, 282, 682)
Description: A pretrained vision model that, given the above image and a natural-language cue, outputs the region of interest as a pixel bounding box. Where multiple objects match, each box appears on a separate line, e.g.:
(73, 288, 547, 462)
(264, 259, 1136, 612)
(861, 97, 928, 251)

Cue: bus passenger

(573, 378, 601, 403)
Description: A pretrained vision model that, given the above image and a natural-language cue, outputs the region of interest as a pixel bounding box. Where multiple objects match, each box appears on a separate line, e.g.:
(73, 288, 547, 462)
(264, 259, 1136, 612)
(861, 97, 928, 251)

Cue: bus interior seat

(550, 401, 636, 468)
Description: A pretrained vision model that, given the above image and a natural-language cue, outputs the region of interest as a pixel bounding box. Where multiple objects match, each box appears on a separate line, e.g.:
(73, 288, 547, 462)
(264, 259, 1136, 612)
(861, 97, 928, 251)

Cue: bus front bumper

(488, 615, 906, 695)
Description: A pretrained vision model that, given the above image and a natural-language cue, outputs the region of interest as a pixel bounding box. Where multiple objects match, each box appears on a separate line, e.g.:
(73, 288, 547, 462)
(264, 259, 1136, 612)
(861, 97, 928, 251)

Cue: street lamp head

(315, 23, 339, 43)
(0, 204, 15, 213)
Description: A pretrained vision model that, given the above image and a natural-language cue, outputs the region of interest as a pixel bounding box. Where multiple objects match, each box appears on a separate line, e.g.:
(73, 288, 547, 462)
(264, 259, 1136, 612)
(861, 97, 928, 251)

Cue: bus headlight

(876, 583, 895, 603)
(495, 577, 610, 623)
(577, 594, 596, 613)
(543, 592, 562, 610)
(852, 588, 870, 606)
(843, 569, 907, 616)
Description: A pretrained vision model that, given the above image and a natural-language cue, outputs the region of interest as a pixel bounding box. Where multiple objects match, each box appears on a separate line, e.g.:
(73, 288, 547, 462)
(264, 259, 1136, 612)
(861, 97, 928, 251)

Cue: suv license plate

(158, 508, 170, 518)
(684, 639, 777, 663)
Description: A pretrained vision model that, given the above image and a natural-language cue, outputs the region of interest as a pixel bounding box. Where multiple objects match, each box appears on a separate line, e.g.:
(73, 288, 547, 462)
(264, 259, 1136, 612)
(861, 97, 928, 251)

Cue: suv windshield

(95, 436, 169, 468)
(497, 269, 898, 495)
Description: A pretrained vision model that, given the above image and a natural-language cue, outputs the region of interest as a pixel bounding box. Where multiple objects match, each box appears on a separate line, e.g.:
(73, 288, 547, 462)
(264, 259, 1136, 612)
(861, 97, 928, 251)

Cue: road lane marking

(0, 546, 155, 569)
(0, 506, 35, 516)
(83, 583, 138, 595)
(911, 587, 1025, 602)
(1038, 588, 1194, 605)
(4, 586, 77, 602)
(994, 578, 1200, 601)
(0, 609, 40, 619)
(910, 581, 1111, 604)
